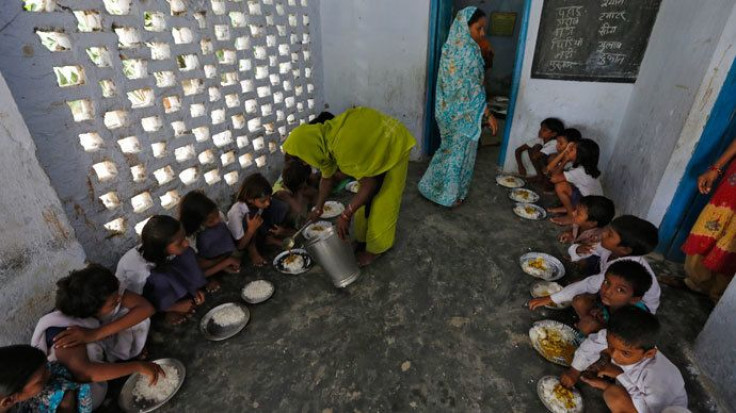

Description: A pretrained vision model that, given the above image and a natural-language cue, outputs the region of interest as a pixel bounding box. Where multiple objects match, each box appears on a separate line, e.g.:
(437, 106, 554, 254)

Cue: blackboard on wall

(531, 0, 661, 83)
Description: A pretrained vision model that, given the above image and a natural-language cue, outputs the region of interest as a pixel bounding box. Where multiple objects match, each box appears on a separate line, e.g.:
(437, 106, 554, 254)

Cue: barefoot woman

(418, 7, 497, 207)
(282, 107, 416, 266)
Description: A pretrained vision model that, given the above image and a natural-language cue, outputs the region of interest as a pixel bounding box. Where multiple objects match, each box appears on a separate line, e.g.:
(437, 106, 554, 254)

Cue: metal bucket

(304, 226, 360, 288)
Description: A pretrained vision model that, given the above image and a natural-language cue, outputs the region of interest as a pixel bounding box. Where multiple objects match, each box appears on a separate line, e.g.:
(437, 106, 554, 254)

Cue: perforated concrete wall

(0, 0, 323, 266)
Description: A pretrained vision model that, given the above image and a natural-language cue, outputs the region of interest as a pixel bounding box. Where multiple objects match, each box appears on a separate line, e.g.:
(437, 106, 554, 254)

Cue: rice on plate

(242, 280, 274, 303)
(212, 305, 247, 327)
(537, 376, 583, 413)
(132, 364, 179, 404)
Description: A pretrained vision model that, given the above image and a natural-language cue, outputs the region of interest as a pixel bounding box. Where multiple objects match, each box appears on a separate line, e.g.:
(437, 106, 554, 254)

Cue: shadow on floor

(103, 146, 720, 412)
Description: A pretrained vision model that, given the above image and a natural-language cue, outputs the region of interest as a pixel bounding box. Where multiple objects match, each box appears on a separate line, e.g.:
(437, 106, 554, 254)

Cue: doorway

(423, 0, 531, 157)
(658, 55, 736, 261)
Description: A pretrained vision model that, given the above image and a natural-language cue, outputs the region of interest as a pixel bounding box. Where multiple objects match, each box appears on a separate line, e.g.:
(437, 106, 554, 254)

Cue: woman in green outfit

(282, 107, 416, 266)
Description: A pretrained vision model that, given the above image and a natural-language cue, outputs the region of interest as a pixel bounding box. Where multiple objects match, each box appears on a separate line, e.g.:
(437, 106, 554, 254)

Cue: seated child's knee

(572, 294, 592, 312)
(603, 385, 634, 413)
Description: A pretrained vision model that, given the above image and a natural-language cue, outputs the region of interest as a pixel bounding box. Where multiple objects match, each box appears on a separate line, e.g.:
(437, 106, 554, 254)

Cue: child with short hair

(547, 137, 603, 225)
(558, 195, 615, 245)
(30, 268, 164, 409)
(529, 215, 662, 316)
(116, 215, 218, 325)
(0, 344, 92, 412)
(273, 158, 317, 222)
(179, 190, 241, 279)
(572, 307, 688, 413)
(514, 117, 565, 178)
(227, 173, 292, 266)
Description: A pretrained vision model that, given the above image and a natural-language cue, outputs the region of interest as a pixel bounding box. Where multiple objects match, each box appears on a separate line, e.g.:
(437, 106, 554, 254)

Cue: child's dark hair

(610, 215, 659, 256)
(606, 260, 652, 298)
(309, 111, 334, 124)
(56, 264, 119, 318)
(179, 191, 218, 235)
(558, 128, 582, 143)
(541, 118, 564, 135)
(574, 138, 601, 178)
(282, 160, 311, 193)
(0, 345, 47, 398)
(578, 196, 615, 227)
(237, 173, 272, 202)
(607, 306, 660, 350)
(468, 8, 487, 26)
(141, 215, 183, 268)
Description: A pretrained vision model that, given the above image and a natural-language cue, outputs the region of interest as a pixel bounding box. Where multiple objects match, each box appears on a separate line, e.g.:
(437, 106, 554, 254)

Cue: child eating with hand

(514, 117, 564, 178)
(529, 215, 661, 318)
(565, 307, 688, 413)
(558, 195, 615, 276)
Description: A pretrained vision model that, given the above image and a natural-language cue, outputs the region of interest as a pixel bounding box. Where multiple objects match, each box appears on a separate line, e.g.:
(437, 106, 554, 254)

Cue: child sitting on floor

(547, 137, 604, 225)
(531, 260, 652, 335)
(558, 195, 615, 275)
(273, 158, 317, 223)
(179, 190, 241, 277)
(117, 215, 219, 325)
(0, 344, 92, 412)
(227, 173, 293, 267)
(529, 215, 661, 315)
(515, 117, 565, 178)
(566, 307, 688, 413)
(30, 267, 164, 409)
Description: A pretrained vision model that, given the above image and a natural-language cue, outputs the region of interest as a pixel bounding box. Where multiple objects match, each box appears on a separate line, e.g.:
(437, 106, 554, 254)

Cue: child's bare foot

(165, 312, 188, 326)
(248, 250, 268, 267)
(357, 251, 380, 267)
(551, 215, 573, 226)
(206, 280, 221, 293)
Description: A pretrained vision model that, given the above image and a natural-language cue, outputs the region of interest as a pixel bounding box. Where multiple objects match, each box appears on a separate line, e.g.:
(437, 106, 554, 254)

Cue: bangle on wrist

(709, 165, 723, 176)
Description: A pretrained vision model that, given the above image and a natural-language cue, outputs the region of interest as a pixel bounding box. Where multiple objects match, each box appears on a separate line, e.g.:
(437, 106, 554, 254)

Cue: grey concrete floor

(106, 146, 721, 412)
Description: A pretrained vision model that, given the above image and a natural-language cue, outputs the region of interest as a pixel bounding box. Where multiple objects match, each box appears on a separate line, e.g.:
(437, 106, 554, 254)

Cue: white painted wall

(319, 0, 430, 159)
(605, 0, 736, 220)
(0, 72, 86, 346)
(501, 0, 634, 174)
(646, 4, 736, 225)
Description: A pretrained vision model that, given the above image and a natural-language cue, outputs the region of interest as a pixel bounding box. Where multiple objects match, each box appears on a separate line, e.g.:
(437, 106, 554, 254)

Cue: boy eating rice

(529, 215, 661, 317)
(566, 306, 688, 413)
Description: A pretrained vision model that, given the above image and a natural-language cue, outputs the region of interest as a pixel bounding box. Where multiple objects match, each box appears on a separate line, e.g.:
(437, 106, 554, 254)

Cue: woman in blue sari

(419, 7, 497, 207)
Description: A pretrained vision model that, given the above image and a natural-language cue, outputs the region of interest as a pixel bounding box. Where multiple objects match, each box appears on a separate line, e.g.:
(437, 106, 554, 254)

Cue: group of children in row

(516, 120, 689, 412)
(0, 163, 321, 411)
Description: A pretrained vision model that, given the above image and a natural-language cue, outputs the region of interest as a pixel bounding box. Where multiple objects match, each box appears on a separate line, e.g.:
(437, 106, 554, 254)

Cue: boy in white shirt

(529, 215, 662, 316)
(514, 117, 564, 178)
(573, 307, 688, 413)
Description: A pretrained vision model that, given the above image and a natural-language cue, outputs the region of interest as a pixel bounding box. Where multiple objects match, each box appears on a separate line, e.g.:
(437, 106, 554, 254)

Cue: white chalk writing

(556, 6, 583, 18)
(597, 53, 626, 65)
(596, 40, 623, 53)
(601, 0, 626, 7)
(599, 11, 627, 21)
(547, 60, 579, 72)
(598, 22, 618, 35)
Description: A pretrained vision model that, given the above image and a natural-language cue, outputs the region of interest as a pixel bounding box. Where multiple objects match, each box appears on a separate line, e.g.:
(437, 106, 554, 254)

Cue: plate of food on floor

(529, 281, 571, 310)
(199, 302, 251, 341)
(528, 320, 579, 366)
(241, 280, 275, 304)
(509, 187, 540, 203)
(513, 203, 547, 220)
(519, 252, 565, 281)
(273, 248, 313, 274)
(345, 180, 360, 193)
(320, 201, 345, 219)
(119, 358, 186, 413)
(537, 375, 584, 413)
(496, 174, 525, 188)
(303, 221, 333, 240)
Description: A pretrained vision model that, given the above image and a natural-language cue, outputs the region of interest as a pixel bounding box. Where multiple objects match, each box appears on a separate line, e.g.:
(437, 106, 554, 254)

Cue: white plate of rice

(529, 320, 580, 366)
(519, 252, 565, 281)
(513, 203, 547, 220)
(320, 201, 345, 219)
(509, 188, 540, 203)
(303, 221, 333, 240)
(273, 249, 312, 274)
(496, 175, 525, 188)
(199, 302, 251, 341)
(537, 375, 584, 413)
(119, 358, 186, 413)
(529, 281, 571, 310)
(241, 280, 275, 304)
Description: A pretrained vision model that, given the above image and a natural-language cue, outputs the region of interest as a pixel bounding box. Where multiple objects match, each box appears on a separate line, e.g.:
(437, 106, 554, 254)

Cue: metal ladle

(282, 220, 313, 250)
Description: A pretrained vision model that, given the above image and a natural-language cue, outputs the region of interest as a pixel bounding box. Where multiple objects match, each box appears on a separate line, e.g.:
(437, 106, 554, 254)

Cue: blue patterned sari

(419, 7, 487, 207)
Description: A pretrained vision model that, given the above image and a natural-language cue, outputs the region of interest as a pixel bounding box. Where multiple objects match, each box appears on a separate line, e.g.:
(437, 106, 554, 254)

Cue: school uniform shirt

(551, 244, 661, 313)
(523, 138, 557, 156)
(564, 166, 604, 196)
(226, 201, 252, 241)
(115, 246, 154, 295)
(142, 247, 207, 312)
(571, 329, 609, 372)
(616, 351, 688, 413)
